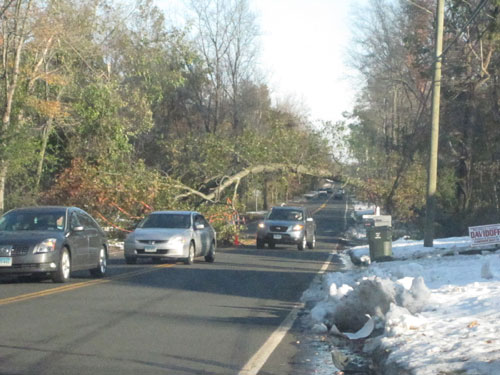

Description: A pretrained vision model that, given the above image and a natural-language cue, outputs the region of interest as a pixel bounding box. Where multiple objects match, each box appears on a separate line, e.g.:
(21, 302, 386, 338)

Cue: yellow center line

(0, 263, 175, 306)
(312, 194, 332, 214)
(312, 203, 327, 214)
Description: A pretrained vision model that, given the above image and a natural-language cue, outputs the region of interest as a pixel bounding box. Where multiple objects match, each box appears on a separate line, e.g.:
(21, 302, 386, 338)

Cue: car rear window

(138, 214, 191, 229)
(268, 209, 303, 221)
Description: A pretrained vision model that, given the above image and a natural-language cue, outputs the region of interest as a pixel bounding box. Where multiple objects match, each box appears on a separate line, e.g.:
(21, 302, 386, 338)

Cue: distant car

(256, 206, 316, 250)
(318, 189, 328, 198)
(319, 185, 333, 195)
(124, 211, 216, 265)
(0, 206, 108, 283)
(334, 189, 345, 200)
(303, 191, 319, 200)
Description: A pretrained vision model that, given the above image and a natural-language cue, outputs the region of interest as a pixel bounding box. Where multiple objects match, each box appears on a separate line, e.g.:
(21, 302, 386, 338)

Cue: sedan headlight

(34, 238, 57, 254)
(258, 223, 265, 229)
(168, 236, 186, 247)
(291, 224, 304, 231)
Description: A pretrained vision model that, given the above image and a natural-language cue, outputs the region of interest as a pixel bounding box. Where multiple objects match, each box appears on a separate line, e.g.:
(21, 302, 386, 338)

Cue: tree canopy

(346, 0, 499, 236)
(1, 0, 498, 241)
(0, 0, 338, 242)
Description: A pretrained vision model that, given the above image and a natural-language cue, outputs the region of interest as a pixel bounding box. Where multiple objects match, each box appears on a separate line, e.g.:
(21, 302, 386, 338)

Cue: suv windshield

(268, 209, 303, 221)
(0, 211, 66, 232)
(139, 214, 191, 229)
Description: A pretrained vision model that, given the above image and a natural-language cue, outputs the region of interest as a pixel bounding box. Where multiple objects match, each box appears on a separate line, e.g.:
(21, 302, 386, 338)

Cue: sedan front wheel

(205, 242, 215, 263)
(90, 247, 107, 277)
(184, 242, 195, 265)
(52, 248, 71, 283)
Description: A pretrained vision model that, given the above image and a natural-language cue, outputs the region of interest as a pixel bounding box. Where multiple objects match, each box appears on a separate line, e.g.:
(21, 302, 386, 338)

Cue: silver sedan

(124, 211, 216, 265)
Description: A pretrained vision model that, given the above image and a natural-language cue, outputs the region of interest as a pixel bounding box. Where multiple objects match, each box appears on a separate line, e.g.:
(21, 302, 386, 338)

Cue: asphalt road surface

(0, 195, 349, 375)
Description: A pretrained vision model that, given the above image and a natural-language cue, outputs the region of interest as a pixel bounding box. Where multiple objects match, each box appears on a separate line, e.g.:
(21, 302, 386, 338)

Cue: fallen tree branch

(172, 182, 215, 202)
(173, 163, 334, 202)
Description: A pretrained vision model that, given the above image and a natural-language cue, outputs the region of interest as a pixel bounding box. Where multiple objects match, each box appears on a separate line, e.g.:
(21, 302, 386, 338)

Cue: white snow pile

(351, 236, 482, 262)
(302, 237, 500, 374)
(352, 201, 376, 216)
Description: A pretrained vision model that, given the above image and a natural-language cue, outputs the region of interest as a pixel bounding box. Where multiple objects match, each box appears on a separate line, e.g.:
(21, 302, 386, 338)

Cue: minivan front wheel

(52, 248, 71, 283)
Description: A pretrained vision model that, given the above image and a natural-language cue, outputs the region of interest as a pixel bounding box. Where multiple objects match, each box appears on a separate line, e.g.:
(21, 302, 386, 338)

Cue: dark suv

(256, 206, 316, 250)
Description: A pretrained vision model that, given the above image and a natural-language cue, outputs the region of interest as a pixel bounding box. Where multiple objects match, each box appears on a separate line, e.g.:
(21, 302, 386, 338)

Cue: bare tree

(0, 0, 33, 212)
(188, 0, 259, 133)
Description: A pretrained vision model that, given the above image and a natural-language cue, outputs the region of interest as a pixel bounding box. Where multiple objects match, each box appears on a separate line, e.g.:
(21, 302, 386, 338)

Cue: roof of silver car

(271, 206, 304, 211)
(149, 211, 199, 215)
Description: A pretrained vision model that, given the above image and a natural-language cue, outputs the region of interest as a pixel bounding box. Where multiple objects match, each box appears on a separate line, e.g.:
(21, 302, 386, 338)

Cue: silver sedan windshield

(138, 214, 191, 229)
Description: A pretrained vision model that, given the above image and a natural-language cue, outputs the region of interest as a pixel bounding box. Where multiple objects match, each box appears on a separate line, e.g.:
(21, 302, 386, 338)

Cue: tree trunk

(0, 0, 32, 212)
(0, 161, 7, 213)
(263, 177, 268, 210)
(35, 119, 52, 191)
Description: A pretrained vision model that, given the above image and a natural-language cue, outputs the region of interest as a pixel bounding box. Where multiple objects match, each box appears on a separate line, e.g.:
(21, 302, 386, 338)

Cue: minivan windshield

(138, 214, 191, 229)
(268, 209, 303, 221)
(0, 211, 66, 232)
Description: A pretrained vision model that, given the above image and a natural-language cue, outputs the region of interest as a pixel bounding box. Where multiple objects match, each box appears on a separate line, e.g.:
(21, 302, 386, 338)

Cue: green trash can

(367, 226, 393, 261)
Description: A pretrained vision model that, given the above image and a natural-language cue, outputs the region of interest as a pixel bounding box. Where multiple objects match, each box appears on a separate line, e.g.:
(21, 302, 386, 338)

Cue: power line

(440, 0, 490, 59)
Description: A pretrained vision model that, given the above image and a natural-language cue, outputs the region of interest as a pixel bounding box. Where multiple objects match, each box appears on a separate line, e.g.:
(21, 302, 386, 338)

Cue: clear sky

(251, 0, 357, 124)
(156, 0, 360, 124)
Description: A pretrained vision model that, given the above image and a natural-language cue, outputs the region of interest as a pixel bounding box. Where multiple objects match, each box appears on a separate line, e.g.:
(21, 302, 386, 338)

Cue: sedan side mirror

(72, 225, 84, 232)
(195, 223, 205, 230)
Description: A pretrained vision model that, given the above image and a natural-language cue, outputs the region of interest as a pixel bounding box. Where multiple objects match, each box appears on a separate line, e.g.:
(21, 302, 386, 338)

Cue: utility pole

(424, 0, 445, 247)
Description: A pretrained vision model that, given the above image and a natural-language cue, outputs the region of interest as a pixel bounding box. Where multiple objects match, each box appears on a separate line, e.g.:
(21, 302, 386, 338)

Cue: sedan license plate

(0, 257, 12, 267)
(144, 245, 157, 253)
(273, 234, 282, 240)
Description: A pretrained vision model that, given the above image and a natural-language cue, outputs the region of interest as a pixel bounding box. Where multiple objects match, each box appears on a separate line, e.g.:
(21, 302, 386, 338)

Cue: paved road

(0, 196, 348, 375)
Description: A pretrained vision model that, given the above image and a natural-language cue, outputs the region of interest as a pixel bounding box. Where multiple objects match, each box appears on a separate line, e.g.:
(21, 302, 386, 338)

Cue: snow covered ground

(301, 237, 500, 374)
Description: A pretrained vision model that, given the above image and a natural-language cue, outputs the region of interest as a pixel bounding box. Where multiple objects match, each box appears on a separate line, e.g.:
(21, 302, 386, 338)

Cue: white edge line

(238, 252, 335, 375)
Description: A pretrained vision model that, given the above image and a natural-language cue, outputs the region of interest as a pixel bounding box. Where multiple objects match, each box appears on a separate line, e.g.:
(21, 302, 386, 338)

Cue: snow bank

(302, 237, 500, 374)
(349, 236, 497, 262)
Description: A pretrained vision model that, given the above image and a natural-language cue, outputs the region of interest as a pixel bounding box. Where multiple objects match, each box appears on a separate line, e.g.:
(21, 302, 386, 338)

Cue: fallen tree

(173, 163, 335, 202)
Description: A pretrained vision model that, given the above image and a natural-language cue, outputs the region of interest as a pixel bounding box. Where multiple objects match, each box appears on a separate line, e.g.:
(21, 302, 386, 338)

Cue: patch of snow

(311, 323, 329, 334)
(302, 237, 500, 374)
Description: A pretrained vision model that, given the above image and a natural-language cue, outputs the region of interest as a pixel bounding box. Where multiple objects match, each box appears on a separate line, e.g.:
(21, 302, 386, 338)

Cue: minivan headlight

(291, 224, 304, 231)
(34, 238, 57, 254)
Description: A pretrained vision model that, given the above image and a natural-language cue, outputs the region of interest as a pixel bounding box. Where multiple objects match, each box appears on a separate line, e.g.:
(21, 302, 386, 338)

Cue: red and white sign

(469, 224, 500, 246)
